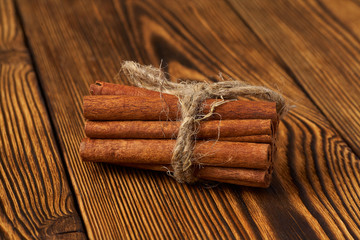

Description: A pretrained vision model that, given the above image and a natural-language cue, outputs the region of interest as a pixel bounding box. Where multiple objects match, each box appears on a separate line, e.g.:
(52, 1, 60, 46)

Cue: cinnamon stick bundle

(84, 119, 273, 142)
(80, 138, 272, 169)
(80, 81, 281, 187)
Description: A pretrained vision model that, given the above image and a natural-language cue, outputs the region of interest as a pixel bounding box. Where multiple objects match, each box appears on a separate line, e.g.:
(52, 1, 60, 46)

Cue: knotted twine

(119, 61, 288, 183)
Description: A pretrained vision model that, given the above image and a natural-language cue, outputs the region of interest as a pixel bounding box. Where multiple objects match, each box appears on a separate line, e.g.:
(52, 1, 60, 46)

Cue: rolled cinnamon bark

(84, 119, 273, 140)
(197, 166, 272, 187)
(121, 163, 272, 188)
(80, 138, 272, 169)
(90, 81, 168, 98)
(83, 95, 278, 124)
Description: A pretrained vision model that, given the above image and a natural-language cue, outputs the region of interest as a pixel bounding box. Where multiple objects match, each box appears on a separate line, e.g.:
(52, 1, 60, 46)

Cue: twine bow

(120, 61, 288, 183)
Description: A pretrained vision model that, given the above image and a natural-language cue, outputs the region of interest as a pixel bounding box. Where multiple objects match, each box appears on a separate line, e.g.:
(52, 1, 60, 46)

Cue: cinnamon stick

(83, 95, 278, 124)
(197, 166, 272, 187)
(80, 138, 272, 169)
(84, 119, 273, 140)
(121, 163, 272, 188)
(90, 81, 168, 98)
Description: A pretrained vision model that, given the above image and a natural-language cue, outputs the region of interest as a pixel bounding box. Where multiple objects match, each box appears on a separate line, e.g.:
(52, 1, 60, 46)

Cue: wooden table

(1, 0, 360, 239)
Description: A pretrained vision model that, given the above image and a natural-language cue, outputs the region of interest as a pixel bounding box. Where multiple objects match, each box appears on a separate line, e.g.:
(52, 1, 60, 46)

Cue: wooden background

(1, 0, 360, 239)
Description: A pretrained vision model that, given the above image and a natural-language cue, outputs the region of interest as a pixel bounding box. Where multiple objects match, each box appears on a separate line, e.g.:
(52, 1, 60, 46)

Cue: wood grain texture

(317, 0, 360, 38)
(15, 0, 360, 239)
(0, 0, 86, 239)
(228, 0, 360, 157)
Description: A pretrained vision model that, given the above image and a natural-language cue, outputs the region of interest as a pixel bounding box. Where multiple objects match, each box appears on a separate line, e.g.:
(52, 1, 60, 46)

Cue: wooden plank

(317, 0, 360, 38)
(0, 0, 86, 239)
(15, 0, 360, 238)
(228, 0, 360, 157)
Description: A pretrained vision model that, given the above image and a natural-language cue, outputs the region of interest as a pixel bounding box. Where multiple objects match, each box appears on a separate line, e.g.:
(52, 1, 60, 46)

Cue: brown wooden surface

(0, 0, 85, 239)
(0, 0, 358, 239)
(229, 0, 360, 156)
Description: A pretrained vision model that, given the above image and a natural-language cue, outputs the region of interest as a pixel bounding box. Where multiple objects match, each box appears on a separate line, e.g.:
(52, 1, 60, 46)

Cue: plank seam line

(12, 0, 88, 237)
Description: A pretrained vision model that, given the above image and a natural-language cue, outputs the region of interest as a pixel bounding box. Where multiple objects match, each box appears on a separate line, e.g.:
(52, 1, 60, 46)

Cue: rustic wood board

(15, 0, 360, 239)
(316, 0, 360, 39)
(229, 0, 360, 156)
(0, 0, 86, 239)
